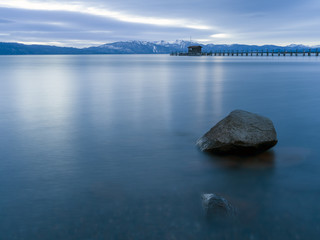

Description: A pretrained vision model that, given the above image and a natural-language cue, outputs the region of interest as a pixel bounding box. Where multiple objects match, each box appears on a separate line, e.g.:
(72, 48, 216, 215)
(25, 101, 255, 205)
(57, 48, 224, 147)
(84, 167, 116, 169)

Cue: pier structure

(187, 45, 203, 56)
(170, 49, 319, 56)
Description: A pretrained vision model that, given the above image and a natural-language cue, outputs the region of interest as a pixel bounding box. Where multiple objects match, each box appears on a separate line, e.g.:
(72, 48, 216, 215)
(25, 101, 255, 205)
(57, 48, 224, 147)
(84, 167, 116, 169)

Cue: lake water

(0, 55, 320, 239)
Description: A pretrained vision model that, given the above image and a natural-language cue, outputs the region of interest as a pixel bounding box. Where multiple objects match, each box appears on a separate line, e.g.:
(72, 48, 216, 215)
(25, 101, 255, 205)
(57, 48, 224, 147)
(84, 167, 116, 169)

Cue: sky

(0, 0, 320, 47)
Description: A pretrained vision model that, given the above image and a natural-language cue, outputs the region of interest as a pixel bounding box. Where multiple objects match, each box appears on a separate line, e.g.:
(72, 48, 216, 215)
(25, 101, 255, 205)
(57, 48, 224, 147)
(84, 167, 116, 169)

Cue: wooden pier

(170, 49, 319, 56)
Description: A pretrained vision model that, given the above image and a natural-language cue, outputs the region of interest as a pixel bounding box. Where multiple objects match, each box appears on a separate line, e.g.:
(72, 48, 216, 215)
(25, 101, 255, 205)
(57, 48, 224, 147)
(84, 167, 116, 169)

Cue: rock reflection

(204, 146, 310, 169)
(205, 151, 276, 169)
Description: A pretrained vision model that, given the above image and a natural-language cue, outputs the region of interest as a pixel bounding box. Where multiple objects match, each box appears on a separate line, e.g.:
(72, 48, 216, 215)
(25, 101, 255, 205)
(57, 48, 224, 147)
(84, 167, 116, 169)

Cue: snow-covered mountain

(85, 40, 319, 54)
(86, 40, 170, 54)
(0, 40, 318, 55)
(84, 40, 201, 54)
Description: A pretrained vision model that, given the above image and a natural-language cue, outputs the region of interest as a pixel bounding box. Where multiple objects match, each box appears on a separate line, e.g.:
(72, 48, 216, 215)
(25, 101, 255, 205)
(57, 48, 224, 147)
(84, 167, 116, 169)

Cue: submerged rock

(201, 193, 237, 217)
(197, 110, 278, 154)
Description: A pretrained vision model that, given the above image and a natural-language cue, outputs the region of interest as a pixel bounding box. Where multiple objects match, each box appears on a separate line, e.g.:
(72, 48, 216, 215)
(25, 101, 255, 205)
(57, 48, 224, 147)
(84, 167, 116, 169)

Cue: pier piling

(170, 48, 319, 57)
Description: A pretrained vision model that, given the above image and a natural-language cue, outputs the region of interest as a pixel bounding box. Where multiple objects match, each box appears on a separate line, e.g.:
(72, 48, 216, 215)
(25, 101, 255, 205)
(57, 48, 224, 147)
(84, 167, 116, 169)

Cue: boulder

(201, 193, 237, 217)
(197, 110, 277, 154)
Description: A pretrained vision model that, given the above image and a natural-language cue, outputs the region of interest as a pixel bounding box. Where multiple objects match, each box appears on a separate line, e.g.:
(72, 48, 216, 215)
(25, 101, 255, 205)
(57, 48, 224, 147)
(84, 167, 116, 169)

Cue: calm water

(0, 55, 320, 239)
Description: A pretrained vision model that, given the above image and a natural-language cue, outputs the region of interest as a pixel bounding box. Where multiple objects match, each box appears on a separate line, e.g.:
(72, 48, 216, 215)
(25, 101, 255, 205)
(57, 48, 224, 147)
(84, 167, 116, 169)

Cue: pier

(170, 49, 319, 56)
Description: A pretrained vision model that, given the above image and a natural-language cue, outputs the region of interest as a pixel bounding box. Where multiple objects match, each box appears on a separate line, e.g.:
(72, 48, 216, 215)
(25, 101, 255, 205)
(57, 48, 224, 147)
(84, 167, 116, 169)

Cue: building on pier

(188, 46, 202, 55)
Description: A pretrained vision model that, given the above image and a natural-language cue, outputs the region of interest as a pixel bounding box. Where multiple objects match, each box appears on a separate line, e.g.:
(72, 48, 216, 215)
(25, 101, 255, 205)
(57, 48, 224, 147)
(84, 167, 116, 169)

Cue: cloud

(0, 0, 211, 30)
(0, 7, 210, 47)
(0, 0, 320, 46)
(210, 34, 232, 39)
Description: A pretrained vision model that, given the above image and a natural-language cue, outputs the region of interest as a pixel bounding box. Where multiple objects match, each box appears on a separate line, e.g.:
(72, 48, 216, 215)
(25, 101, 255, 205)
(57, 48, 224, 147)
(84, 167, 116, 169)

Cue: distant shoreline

(1, 41, 319, 55)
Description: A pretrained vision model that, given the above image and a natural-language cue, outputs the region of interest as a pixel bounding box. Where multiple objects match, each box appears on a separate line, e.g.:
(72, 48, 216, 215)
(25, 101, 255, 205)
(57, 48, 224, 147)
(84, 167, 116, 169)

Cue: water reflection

(0, 55, 320, 239)
(11, 57, 75, 125)
(203, 146, 310, 169)
(205, 151, 276, 169)
(194, 60, 224, 118)
(211, 60, 224, 117)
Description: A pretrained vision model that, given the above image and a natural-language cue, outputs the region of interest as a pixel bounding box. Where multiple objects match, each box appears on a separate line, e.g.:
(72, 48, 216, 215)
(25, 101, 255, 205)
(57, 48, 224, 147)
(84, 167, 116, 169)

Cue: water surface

(0, 55, 320, 239)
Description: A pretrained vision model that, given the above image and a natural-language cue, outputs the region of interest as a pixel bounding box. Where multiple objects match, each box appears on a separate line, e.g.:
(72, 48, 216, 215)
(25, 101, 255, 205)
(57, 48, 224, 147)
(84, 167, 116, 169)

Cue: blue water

(0, 55, 320, 239)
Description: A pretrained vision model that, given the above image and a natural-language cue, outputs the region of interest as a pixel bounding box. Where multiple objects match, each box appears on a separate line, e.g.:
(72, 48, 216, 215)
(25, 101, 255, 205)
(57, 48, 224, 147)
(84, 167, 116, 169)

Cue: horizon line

(1, 40, 319, 49)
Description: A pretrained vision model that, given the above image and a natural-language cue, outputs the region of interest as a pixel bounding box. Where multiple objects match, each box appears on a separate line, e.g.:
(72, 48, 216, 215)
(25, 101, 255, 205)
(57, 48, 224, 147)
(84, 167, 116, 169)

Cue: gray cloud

(0, 0, 319, 46)
(0, 18, 12, 24)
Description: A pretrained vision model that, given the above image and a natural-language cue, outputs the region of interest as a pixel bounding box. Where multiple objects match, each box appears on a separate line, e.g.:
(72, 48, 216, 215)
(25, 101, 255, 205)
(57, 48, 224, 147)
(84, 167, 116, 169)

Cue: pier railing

(170, 49, 319, 56)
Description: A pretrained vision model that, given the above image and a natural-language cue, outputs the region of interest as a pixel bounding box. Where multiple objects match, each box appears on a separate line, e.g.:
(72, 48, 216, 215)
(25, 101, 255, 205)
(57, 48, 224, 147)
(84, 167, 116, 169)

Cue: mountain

(0, 42, 82, 55)
(0, 41, 318, 55)
(85, 40, 171, 54)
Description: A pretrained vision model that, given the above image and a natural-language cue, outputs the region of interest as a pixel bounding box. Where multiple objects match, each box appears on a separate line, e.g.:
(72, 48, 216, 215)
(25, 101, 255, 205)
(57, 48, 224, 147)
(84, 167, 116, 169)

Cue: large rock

(197, 110, 277, 154)
(201, 193, 237, 217)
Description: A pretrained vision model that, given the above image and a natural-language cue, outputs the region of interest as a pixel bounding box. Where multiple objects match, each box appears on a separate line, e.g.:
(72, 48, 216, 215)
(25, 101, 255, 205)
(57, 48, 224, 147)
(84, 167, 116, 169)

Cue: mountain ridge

(0, 41, 319, 55)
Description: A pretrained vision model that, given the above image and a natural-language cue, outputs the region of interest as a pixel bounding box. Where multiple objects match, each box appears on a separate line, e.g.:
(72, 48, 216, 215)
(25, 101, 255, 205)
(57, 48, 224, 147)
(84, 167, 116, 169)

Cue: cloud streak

(0, 0, 319, 46)
(0, 0, 211, 30)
